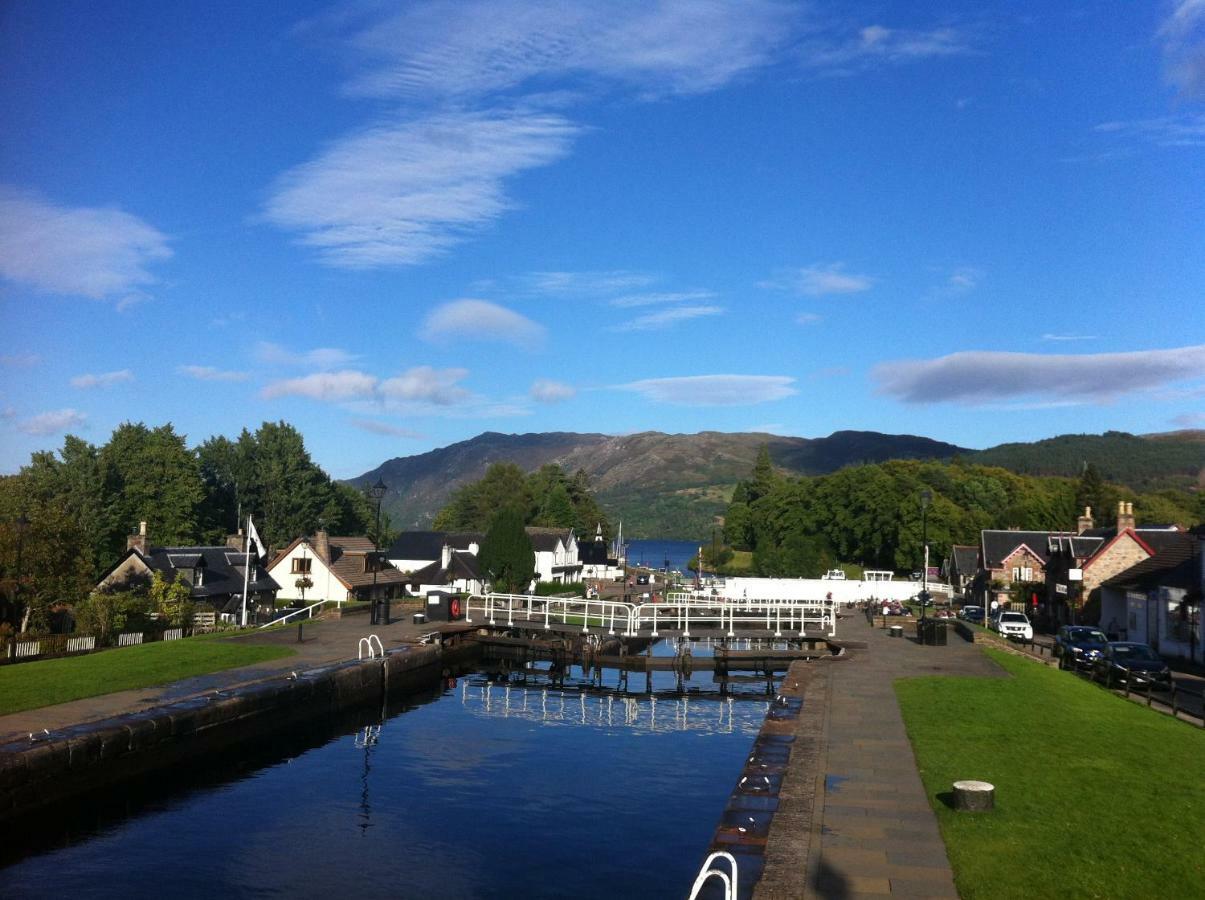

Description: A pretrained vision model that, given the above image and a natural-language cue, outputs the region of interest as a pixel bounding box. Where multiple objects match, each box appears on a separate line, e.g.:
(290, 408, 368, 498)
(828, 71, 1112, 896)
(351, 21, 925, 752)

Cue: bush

(534, 581, 585, 597)
(73, 590, 156, 643)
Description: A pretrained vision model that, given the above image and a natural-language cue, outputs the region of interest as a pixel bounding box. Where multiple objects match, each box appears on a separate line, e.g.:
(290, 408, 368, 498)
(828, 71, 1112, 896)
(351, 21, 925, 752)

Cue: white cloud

(420, 299, 545, 348)
(379, 367, 471, 405)
(946, 267, 981, 293)
(349, 419, 425, 438)
(18, 408, 86, 435)
(263, 109, 580, 268)
(337, 0, 799, 101)
(608, 289, 715, 308)
(528, 270, 658, 297)
(803, 23, 976, 74)
(70, 369, 134, 389)
(177, 365, 250, 383)
(617, 374, 797, 406)
(874, 345, 1205, 405)
(762, 263, 875, 296)
(1159, 0, 1205, 99)
(796, 312, 822, 325)
(0, 353, 40, 368)
(255, 341, 358, 369)
(261, 370, 378, 402)
(1093, 114, 1205, 148)
(612, 304, 723, 331)
(530, 379, 576, 402)
(0, 186, 171, 301)
(1040, 333, 1098, 343)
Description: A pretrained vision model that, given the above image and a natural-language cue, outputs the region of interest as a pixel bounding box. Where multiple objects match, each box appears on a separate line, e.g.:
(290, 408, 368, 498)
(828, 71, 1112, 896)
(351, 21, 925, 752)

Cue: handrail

(358, 634, 384, 660)
(259, 599, 334, 629)
(688, 851, 738, 900)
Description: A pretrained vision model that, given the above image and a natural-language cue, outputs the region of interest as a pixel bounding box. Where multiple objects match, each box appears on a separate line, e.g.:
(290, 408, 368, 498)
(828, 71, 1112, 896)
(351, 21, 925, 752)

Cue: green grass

(896, 649, 1204, 899)
(0, 636, 296, 716)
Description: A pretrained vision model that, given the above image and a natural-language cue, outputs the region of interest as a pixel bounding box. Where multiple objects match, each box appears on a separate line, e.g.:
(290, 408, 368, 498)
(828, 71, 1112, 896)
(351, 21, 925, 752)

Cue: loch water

(0, 641, 775, 899)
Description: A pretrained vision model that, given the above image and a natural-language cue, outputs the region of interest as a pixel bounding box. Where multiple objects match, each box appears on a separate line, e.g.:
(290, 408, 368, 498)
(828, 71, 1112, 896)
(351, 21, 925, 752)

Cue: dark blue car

(1092, 642, 1172, 690)
(1053, 626, 1108, 670)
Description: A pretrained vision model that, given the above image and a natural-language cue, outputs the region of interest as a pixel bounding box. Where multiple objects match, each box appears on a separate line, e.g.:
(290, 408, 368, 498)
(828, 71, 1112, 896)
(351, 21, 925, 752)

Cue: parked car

(636, 574, 649, 585)
(993, 611, 1034, 641)
(1053, 626, 1108, 669)
(958, 605, 984, 621)
(1092, 642, 1172, 690)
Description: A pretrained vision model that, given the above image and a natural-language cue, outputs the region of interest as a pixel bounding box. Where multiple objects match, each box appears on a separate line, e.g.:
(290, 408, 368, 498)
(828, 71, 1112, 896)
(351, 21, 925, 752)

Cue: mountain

(348, 430, 966, 539)
(967, 430, 1205, 491)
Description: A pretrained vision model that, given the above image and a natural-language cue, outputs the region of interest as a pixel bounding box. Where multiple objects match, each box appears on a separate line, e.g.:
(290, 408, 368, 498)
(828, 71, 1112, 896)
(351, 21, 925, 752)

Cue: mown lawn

(895, 649, 1204, 899)
(0, 637, 296, 716)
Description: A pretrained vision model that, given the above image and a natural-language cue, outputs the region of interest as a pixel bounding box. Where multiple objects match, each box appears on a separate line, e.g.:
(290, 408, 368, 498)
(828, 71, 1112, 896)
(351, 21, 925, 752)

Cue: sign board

(1055, 583, 1068, 595)
(1068, 568, 1083, 581)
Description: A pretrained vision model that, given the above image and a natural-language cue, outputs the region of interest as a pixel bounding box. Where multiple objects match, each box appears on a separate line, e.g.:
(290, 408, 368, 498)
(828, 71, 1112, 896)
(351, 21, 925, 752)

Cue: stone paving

(0, 609, 440, 742)
(802, 616, 1006, 899)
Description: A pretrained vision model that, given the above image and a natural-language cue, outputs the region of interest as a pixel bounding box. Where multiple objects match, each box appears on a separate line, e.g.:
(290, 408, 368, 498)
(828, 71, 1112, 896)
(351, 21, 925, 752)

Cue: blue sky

(1, 1, 1203, 479)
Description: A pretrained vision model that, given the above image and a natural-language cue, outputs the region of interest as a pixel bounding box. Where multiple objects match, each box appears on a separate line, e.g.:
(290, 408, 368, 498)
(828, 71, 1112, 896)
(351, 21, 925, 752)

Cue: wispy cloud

(177, 365, 250, 383)
(1041, 333, 1097, 343)
(255, 341, 359, 370)
(875, 345, 1205, 405)
(336, 1, 799, 101)
(617, 374, 797, 406)
(612, 304, 723, 331)
(18, 408, 86, 435)
(530, 379, 576, 402)
(0, 353, 40, 368)
(263, 109, 580, 268)
(761, 263, 875, 296)
(420, 299, 545, 348)
(802, 23, 977, 74)
(945, 267, 981, 293)
(379, 367, 471, 405)
(1159, 0, 1205, 99)
(349, 419, 425, 438)
(0, 186, 171, 302)
(70, 369, 134, 389)
(527, 271, 658, 297)
(796, 312, 822, 325)
(608, 289, 715, 308)
(1094, 114, 1205, 148)
(262, 370, 378, 402)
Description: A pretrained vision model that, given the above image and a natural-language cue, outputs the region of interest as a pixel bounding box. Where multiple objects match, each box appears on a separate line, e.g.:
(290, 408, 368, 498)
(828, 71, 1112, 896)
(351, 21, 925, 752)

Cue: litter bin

(920, 620, 948, 646)
(412, 612, 426, 625)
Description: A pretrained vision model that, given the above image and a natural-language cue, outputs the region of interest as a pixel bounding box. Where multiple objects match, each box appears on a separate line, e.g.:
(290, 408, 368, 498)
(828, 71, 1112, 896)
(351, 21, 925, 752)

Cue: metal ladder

(688, 851, 738, 900)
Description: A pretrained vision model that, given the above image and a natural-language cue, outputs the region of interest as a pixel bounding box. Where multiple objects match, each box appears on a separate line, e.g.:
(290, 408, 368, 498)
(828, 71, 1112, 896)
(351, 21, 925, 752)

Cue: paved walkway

(805, 617, 1006, 899)
(0, 610, 441, 742)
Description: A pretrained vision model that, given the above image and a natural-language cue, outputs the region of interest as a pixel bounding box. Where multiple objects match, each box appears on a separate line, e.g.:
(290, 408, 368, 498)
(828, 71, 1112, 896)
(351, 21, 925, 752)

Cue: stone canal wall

(0, 642, 476, 824)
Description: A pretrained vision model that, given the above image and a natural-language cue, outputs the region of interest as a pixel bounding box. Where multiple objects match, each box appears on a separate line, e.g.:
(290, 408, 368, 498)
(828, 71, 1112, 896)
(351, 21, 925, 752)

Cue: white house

(386, 531, 481, 574)
(526, 527, 582, 584)
(267, 530, 407, 605)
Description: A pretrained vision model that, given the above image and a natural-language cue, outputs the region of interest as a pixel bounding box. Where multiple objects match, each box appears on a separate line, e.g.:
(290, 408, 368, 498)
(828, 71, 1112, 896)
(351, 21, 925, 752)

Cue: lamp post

(920, 490, 932, 625)
(367, 479, 387, 625)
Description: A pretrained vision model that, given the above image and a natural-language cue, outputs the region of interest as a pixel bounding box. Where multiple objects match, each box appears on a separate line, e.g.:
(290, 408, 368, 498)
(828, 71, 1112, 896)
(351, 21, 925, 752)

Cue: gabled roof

(101, 544, 280, 608)
(981, 531, 1056, 569)
(386, 530, 447, 561)
(1102, 533, 1199, 592)
(949, 545, 978, 575)
(526, 526, 573, 552)
(1083, 529, 1156, 570)
(1047, 534, 1104, 559)
(405, 549, 481, 588)
(267, 533, 405, 590)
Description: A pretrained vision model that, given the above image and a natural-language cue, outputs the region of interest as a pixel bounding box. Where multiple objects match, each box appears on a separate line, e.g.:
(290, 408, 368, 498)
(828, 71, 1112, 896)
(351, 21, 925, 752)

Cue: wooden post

(953, 780, 994, 812)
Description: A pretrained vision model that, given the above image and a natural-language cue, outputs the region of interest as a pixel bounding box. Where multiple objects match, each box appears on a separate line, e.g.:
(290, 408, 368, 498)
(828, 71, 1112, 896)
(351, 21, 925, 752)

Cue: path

(0, 611, 439, 743)
(804, 616, 1005, 899)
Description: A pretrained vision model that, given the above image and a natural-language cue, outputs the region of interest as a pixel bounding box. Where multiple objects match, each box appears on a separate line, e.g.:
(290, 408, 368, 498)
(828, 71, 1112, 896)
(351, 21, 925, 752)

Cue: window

(194, 566, 205, 587)
(292, 557, 312, 574)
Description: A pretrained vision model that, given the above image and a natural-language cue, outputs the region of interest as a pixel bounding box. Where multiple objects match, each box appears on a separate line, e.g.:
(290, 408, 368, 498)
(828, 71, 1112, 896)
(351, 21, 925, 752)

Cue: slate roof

(385, 530, 483, 562)
(949, 545, 979, 575)
(526, 526, 573, 552)
(103, 544, 280, 612)
(981, 531, 1057, 569)
(1102, 533, 1199, 592)
(579, 541, 613, 566)
(406, 549, 481, 588)
(1046, 534, 1104, 559)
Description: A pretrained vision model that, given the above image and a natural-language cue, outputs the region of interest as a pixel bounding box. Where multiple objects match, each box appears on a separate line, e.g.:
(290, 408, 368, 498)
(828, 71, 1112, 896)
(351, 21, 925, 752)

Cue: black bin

(921, 620, 948, 646)
(424, 592, 465, 622)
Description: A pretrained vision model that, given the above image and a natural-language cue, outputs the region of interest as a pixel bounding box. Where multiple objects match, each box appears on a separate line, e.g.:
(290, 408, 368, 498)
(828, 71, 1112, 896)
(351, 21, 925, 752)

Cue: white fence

(117, 631, 144, 647)
(464, 592, 838, 638)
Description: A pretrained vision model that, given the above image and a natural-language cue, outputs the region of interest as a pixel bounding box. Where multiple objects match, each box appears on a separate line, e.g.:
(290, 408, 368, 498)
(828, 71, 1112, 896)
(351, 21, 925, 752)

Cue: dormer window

(194, 566, 205, 587)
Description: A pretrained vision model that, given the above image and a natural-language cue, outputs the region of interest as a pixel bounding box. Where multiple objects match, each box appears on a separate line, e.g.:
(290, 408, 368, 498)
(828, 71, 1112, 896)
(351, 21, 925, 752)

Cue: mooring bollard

(953, 780, 994, 812)
(297, 622, 304, 643)
(889, 624, 903, 638)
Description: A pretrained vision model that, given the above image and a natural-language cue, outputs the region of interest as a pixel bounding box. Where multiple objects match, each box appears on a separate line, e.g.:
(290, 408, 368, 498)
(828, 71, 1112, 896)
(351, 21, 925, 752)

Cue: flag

(246, 516, 263, 563)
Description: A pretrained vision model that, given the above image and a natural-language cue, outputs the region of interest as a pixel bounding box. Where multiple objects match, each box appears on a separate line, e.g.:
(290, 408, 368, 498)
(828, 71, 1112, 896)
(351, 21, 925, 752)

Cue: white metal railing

(117, 632, 144, 647)
(14, 640, 40, 659)
(358, 634, 384, 660)
(260, 598, 336, 629)
(66, 635, 95, 653)
(688, 851, 738, 900)
(465, 593, 837, 637)
(466, 593, 635, 636)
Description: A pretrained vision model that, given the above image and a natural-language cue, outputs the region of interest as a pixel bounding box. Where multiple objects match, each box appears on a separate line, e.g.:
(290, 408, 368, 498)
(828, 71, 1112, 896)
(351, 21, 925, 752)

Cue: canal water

(0, 642, 775, 899)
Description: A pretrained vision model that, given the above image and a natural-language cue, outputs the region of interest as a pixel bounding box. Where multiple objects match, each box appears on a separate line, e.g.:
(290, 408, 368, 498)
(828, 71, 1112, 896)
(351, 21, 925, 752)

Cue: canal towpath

(0, 611, 440, 743)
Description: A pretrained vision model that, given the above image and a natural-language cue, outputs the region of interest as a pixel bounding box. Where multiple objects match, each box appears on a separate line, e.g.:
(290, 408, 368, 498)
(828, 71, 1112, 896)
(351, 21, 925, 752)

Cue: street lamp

(920, 490, 932, 626)
(367, 479, 387, 625)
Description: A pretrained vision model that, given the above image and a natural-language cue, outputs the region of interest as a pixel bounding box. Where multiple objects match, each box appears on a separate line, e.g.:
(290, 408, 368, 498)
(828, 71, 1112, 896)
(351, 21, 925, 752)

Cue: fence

(5, 621, 212, 665)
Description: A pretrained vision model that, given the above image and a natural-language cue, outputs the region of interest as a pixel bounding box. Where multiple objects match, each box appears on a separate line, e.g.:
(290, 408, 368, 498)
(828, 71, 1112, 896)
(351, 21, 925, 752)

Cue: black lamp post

(367, 479, 387, 625)
(920, 490, 932, 625)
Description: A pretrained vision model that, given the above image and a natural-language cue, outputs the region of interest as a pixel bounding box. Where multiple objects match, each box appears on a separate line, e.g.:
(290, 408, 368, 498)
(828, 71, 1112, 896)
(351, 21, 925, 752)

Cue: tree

(149, 570, 194, 626)
(478, 507, 535, 593)
(1075, 463, 1107, 524)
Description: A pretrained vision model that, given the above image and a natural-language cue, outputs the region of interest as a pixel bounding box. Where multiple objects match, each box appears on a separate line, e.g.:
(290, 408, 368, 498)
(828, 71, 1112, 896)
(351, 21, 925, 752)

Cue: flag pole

(241, 516, 253, 626)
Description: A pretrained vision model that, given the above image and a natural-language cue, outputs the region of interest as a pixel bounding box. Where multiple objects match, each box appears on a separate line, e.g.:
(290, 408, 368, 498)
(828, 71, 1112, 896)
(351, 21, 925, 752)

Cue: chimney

(226, 528, 244, 551)
(1117, 500, 1135, 533)
(127, 520, 148, 554)
(313, 529, 330, 562)
(1076, 506, 1094, 535)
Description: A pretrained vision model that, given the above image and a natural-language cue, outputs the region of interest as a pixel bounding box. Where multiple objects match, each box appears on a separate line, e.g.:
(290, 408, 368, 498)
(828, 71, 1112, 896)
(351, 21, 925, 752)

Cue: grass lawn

(896, 649, 1204, 899)
(0, 636, 296, 716)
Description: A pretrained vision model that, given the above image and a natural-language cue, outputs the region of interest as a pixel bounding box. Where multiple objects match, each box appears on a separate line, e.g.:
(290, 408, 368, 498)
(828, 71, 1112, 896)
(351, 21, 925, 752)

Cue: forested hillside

(722, 449, 1203, 578)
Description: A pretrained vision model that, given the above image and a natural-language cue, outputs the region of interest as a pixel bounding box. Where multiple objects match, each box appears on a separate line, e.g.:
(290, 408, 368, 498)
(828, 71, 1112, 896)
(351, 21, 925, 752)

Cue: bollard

(297, 622, 304, 643)
(953, 780, 995, 812)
